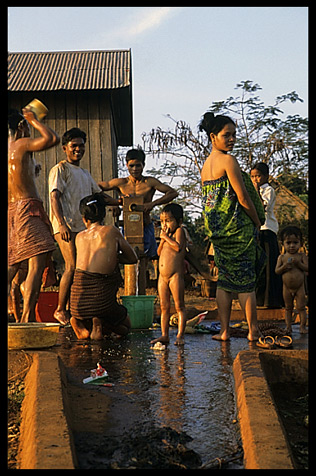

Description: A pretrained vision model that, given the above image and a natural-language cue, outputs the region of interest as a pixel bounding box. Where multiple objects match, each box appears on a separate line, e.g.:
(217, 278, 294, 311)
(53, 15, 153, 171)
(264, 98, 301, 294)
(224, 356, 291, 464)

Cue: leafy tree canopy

(134, 80, 308, 215)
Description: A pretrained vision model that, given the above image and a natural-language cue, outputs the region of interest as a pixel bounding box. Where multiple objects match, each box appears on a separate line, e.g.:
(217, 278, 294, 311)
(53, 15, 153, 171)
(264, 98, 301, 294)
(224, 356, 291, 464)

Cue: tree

(140, 80, 308, 214)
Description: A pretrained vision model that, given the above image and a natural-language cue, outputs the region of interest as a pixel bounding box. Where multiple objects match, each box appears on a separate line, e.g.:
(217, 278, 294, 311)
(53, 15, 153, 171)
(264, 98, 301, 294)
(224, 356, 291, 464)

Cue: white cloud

(127, 7, 174, 37)
(95, 7, 182, 48)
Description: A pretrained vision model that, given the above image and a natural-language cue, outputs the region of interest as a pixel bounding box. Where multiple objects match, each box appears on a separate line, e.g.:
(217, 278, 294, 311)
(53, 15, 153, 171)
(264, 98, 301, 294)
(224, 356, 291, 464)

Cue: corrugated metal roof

(8, 50, 131, 92)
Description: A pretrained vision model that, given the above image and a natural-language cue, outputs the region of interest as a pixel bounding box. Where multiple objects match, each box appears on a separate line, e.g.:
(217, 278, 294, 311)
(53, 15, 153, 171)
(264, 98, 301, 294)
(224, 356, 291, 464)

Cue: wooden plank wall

(9, 90, 118, 224)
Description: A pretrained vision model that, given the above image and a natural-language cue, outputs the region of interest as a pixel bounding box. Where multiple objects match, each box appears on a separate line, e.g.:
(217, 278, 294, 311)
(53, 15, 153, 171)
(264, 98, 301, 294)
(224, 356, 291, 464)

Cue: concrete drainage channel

(233, 349, 308, 469)
(17, 343, 308, 469)
(18, 352, 77, 469)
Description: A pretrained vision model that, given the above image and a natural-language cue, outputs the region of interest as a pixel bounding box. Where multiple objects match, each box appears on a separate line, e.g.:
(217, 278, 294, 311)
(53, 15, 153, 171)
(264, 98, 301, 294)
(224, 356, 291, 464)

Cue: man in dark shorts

(70, 193, 137, 340)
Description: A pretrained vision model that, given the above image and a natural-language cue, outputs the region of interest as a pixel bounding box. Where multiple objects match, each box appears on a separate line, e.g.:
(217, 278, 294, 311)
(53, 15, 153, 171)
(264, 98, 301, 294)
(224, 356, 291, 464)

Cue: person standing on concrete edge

(49, 127, 119, 325)
(8, 108, 59, 322)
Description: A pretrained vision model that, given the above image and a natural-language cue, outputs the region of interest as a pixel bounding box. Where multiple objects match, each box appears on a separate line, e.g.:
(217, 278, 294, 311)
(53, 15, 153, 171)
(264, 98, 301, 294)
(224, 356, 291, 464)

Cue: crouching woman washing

(70, 193, 137, 340)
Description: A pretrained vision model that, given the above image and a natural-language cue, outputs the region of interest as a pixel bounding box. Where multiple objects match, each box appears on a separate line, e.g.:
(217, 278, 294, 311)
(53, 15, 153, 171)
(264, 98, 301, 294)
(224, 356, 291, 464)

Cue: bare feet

(247, 332, 260, 342)
(54, 309, 70, 326)
(90, 317, 104, 340)
(70, 317, 90, 340)
(299, 326, 308, 334)
(212, 330, 230, 341)
(247, 327, 261, 341)
(150, 335, 169, 345)
(174, 335, 184, 346)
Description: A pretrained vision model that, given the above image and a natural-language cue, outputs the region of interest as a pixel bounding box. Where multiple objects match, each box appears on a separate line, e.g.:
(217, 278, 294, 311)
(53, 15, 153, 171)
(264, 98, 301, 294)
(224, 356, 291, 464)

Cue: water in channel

(55, 326, 249, 469)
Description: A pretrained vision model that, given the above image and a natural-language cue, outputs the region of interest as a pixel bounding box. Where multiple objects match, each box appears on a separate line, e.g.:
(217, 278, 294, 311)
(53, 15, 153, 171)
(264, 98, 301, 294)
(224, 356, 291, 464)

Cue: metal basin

(8, 322, 60, 350)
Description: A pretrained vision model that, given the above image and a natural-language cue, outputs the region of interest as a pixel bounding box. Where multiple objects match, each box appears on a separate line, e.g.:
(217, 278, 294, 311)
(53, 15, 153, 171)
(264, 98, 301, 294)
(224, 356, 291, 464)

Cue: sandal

(256, 336, 275, 349)
(275, 335, 293, 348)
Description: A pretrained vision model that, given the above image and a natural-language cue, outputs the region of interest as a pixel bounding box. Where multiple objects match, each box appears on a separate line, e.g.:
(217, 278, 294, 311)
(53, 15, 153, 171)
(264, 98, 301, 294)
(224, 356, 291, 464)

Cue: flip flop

(275, 335, 293, 348)
(209, 322, 221, 334)
(256, 336, 275, 349)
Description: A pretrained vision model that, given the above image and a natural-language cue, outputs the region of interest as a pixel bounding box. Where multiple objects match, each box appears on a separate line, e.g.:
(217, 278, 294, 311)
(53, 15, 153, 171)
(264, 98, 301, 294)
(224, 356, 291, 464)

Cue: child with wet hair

(151, 203, 187, 346)
(275, 225, 308, 334)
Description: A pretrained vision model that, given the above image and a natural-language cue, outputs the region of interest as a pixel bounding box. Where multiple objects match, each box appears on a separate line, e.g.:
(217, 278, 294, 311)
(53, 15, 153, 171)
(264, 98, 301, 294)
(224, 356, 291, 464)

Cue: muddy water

(54, 325, 253, 468)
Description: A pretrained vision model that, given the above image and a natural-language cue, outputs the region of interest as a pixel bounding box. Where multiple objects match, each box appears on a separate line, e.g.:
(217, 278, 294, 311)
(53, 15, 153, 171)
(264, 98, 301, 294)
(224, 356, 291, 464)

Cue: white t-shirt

(259, 182, 279, 235)
(49, 160, 101, 234)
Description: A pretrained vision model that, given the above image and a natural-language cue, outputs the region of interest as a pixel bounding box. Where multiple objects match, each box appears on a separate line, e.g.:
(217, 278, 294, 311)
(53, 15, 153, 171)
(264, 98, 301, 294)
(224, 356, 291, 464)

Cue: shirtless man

(8, 108, 59, 322)
(69, 193, 137, 340)
(151, 204, 187, 346)
(98, 148, 178, 257)
(275, 226, 308, 334)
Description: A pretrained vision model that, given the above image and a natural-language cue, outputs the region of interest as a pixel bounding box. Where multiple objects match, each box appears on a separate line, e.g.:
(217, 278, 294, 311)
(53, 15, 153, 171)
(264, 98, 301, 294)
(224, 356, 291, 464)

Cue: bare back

(8, 109, 59, 202)
(201, 150, 228, 183)
(8, 140, 40, 202)
(75, 224, 136, 275)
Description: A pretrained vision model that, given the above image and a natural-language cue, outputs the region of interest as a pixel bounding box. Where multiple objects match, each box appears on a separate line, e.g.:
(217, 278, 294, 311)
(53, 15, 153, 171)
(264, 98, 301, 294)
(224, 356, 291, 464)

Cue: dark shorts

(144, 222, 158, 258)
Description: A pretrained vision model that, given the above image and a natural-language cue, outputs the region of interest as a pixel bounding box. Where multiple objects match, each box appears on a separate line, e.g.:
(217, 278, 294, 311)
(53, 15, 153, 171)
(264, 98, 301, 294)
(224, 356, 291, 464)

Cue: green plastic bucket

(121, 295, 156, 329)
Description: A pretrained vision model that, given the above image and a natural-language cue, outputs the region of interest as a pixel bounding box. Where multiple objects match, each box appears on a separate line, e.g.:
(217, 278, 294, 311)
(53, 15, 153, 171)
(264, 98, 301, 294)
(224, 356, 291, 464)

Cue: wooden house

(8, 50, 133, 224)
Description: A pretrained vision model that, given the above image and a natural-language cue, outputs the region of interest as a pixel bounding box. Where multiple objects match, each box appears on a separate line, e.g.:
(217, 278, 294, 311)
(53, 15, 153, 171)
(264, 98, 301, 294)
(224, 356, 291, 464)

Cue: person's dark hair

(161, 203, 183, 224)
(280, 225, 303, 243)
(8, 109, 25, 133)
(62, 127, 87, 146)
(251, 162, 269, 177)
(126, 148, 146, 165)
(199, 112, 235, 136)
(79, 193, 107, 223)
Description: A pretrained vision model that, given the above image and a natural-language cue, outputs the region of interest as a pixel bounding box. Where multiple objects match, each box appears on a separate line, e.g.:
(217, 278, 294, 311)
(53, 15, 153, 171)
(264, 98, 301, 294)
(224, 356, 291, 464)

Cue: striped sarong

(8, 198, 55, 266)
(70, 267, 127, 326)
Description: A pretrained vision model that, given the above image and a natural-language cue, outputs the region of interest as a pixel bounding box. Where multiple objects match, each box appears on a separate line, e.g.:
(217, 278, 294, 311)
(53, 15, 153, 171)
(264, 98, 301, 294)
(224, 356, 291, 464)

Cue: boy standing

(275, 225, 308, 334)
(8, 108, 59, 322)
(151, 203, 187, 346)
(49, 128, 118, 324)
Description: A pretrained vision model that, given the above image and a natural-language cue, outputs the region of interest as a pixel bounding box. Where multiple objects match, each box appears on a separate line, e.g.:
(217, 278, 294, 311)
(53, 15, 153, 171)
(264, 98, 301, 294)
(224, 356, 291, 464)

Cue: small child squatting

(275, 226, 308, 334)
(151, 204, 187, 346)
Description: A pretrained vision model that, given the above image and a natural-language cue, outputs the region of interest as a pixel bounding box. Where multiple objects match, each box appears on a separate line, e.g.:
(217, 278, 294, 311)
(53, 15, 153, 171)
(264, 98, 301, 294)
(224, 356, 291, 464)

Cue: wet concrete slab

(52, 321, 308, 469)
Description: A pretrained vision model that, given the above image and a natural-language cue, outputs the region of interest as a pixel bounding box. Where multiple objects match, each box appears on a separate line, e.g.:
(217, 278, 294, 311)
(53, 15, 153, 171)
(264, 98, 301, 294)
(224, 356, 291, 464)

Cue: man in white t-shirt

(49, 127, 119, 324)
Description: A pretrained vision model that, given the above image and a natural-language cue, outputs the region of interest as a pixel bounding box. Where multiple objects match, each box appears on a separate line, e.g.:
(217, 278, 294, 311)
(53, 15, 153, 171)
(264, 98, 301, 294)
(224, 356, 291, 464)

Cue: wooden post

(124, 264, 138, 296)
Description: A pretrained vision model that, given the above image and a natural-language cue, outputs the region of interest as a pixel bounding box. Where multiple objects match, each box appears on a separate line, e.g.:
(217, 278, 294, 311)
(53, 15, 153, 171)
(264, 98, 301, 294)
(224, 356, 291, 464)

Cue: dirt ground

(8, 351, 33, 469)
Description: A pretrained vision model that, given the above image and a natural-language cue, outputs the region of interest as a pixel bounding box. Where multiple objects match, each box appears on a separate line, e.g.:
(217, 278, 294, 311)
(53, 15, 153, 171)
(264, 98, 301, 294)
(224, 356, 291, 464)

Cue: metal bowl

(8, 322, 60, 350)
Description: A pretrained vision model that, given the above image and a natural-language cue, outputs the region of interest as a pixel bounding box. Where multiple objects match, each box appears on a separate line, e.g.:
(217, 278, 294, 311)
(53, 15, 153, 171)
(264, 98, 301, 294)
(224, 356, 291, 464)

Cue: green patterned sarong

(202, 171, 266, 293)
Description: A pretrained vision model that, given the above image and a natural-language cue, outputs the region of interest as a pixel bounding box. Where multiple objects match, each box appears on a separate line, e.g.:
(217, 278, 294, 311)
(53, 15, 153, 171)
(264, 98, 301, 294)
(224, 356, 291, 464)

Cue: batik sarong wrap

(70, 267, 127, 326)
(8, 198, 55, 266)
(202, 171, 266, 293)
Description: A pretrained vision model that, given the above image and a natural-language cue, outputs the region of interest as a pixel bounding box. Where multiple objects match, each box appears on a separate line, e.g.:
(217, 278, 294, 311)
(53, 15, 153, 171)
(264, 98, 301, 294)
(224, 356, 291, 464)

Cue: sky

(8, 6, 308, 171)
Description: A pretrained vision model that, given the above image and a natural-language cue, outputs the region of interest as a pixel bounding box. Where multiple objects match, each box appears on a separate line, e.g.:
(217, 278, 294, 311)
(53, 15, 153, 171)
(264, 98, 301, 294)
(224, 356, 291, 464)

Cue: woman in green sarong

(200, 112, 266, 341)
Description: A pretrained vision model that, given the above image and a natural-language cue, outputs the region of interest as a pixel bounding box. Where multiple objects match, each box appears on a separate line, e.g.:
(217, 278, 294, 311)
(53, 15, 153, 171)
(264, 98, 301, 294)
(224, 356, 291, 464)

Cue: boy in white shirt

(49, 128, 118, 324)
(250, 162, 283, 308)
